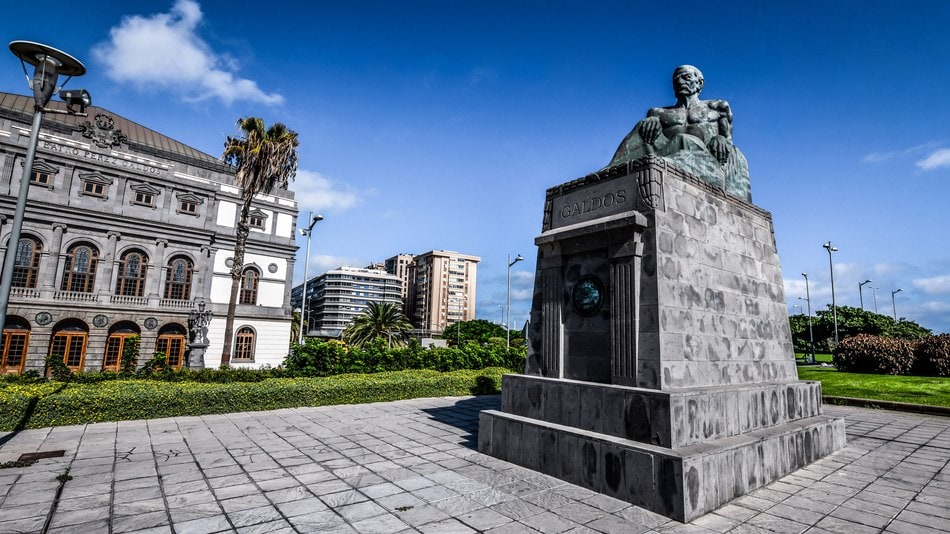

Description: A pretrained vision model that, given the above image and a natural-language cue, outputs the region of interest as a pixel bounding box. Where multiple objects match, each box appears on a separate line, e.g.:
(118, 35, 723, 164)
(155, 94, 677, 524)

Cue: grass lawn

(798, 366, 950, 408)
(795, 353, 833, 363)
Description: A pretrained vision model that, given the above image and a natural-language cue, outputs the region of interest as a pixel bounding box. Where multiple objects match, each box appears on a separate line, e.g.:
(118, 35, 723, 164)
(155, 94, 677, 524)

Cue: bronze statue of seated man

(608, 65, 751, 202)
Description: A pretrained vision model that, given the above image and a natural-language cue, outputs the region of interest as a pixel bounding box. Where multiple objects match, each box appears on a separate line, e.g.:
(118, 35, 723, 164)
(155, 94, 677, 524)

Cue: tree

(220, 118, 299, 366)
(789, 305, 932, 352)
(343, 302, 414, 349)
(442, 320, 508, 345)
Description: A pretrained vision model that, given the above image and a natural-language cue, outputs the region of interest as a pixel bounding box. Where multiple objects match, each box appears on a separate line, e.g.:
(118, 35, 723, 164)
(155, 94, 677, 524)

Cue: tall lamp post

(872, 287, 879, 313)
(858, 279, 873, 311)
(506, 254, 524, 346)
(891, 288, 902, 321)
(801, 273, 814, 363)
(0, 42, 90, 336)
(822, 241, 839, 345)
(297, 212, 323, 345)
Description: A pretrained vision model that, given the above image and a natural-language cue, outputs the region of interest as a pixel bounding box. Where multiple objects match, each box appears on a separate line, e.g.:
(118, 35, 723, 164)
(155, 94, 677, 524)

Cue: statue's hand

(708, 135, 731, 164)
(638, 116, 662, 145)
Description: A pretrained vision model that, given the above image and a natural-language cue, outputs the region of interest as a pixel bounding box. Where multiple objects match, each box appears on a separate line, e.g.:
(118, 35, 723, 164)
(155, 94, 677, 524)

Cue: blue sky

(3, 1, 949, 332)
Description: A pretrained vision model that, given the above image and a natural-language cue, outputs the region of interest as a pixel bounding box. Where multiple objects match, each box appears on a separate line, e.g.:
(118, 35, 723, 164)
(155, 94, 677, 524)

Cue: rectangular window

(31, 171, 50, 185)
(179, 200, 198, 214)
(133, 191, 155, 206)
(248, 215, 265, 229)
(83, 181, 107, 197)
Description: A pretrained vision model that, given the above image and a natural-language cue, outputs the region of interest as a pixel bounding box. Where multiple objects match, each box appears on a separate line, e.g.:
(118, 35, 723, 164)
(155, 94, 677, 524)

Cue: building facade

(406, 250, 479, 336)
(0, 92, 297, 374)
(292, 266, 403, 339)
(384, 253, 413, 309)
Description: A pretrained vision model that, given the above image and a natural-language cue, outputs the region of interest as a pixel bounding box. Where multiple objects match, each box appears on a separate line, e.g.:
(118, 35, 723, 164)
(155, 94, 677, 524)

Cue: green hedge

(284, 339, 526, 376)
(0, 368, 508, 431)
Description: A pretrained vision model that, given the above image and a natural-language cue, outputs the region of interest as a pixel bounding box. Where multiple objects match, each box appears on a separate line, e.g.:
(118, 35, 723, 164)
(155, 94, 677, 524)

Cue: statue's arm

(638, 108, 663, 144)
(707, 100, 733, 163)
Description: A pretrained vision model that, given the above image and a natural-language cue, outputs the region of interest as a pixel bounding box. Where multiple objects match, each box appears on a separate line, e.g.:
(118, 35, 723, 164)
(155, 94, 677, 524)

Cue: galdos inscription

(551, 178, 629, 229)
(41, 141, 166, 175)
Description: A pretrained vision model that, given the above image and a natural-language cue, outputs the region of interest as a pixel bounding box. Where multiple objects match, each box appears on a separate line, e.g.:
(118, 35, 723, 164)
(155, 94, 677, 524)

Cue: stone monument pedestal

(479, 156, 845, 522)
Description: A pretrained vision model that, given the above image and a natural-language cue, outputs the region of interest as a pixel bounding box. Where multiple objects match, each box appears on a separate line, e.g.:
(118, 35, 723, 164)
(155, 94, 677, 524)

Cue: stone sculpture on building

(608, 65, 751, 202)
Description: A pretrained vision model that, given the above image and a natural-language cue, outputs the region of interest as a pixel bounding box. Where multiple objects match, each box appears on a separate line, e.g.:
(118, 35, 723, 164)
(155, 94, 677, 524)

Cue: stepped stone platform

(479, 156, 846, 522)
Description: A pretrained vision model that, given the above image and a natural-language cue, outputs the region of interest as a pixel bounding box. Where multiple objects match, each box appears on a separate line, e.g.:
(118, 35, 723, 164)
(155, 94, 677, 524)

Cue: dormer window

(31, 171, 50, 185)
(130, 183, 161, 208)
(175, 192, 204, 216)
(78, 172, 113, 199)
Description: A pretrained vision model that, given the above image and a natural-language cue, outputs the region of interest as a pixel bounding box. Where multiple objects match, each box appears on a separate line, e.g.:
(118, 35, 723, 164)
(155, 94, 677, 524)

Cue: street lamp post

(872, 287, 879, 313)
(858, 279, 873, 311)
(822, 241, 839, 345)
(801, 273, 815, 364)
(891, 289, 902, 321)
(297, 212, 323, 345)
(0, 42, 90, 336)
(793, 304, 803, 315)
(506, 254, 524, 346)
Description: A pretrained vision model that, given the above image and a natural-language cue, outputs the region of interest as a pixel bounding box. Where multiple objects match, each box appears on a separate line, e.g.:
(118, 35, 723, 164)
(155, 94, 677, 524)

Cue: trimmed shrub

(832, 334, 917, 375)
(0, 367, 508, 431)
(915, 334, 950, 377)
(284, 339, 525, 376)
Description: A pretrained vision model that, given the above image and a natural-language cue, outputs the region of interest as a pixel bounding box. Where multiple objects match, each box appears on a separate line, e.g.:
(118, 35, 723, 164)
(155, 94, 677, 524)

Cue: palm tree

(220, 117, 299, 366)
(343, 302, 414, 349)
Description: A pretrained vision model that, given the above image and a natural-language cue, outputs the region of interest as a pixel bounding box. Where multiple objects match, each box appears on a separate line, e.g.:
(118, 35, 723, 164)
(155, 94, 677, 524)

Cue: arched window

(239, 268, 260, 305)
(61, 244, 98, 293)
(234, 326, 255, 362)
(115, 250, 148, 297)
(1, 316, 30, 375)
(49, 319, 88, 372)
(12, 236, 41, 288)
(103, 322, 140, 372)
(155, 324, 187, 370)
(164, 256, 194, 301)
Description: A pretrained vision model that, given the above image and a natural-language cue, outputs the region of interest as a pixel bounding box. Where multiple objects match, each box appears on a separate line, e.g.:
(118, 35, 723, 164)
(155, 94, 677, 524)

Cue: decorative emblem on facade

(79, 113, 128, 148)
(225, 258, 234, 268)
(144, 317, 158, 330)
(571, 276, 605, 317)
(35, 312, 52, 326)
(93, 314, 109, 328)
(636, 167, 664, 211)
(268, 263, 278, 273)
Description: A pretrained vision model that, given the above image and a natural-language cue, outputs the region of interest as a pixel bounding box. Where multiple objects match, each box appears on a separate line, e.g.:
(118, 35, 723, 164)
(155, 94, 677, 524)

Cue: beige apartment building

(406, 250, 479, 336)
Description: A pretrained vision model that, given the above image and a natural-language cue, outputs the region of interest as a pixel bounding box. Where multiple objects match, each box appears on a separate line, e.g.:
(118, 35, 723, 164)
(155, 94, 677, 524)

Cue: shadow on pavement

(422, 395, 500, 450)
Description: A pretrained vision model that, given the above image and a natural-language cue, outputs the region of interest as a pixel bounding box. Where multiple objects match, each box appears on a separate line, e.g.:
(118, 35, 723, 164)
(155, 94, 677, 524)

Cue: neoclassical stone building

(0, 92, 297, 374)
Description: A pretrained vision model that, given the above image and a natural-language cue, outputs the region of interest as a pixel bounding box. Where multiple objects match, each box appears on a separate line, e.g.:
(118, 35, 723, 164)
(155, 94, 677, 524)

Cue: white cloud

(873, 263, 906, 276)
(862, 141, 943, 163)
(311, 254, 368, 274)
(916, 148, 950, 171)
(912, 274, 950, 295)
(93, 0, 283, 105)
(293, 170, 364, 214)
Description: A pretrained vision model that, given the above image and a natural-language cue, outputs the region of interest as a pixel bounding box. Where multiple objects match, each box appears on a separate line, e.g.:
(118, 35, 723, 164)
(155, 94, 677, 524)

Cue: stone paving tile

(2, 399, 950, 534)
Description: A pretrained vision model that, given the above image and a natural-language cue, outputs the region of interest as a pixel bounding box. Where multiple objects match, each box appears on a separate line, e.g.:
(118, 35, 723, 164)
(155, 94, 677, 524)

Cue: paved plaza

(0, 396, 948, 533)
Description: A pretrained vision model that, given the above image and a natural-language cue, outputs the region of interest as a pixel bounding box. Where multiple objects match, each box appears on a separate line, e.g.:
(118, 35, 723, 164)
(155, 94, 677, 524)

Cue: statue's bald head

(672, 65, 704, 98)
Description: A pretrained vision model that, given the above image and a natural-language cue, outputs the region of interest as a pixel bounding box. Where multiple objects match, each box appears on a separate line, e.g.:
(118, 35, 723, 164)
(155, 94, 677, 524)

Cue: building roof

(0, 91, 228, 172)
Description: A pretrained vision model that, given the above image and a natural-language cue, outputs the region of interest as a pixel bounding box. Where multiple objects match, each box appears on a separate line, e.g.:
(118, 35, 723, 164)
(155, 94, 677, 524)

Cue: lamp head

(9, 41, 86, 108)
(59, 88, 91, 113)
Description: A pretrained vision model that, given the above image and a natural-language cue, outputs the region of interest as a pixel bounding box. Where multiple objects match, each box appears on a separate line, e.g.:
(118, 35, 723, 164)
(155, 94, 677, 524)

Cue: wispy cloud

(862, 141, 944, 164)
(293, 170, 365, 215)
(93, 0, 283, 105)
(912, 274, 950, 295)
(916, 148, 950, 171)
(311, 254, 368, 273)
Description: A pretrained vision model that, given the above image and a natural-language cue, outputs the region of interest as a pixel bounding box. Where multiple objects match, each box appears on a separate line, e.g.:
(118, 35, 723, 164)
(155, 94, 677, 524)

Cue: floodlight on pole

(0, 41, 89, 337)
(822, 241, 839, 345)
(858, 279, 873, 311)
(297, 212, 323, 345)
(507, 254, 524, 346)
(891, 288, 902, 321)
(801, 273, 815, 363)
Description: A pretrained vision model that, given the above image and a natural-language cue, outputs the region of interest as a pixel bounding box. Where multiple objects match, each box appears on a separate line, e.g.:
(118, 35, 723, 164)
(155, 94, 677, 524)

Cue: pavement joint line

(177, 428, 238, 533)
(876, 439, 950, 533)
